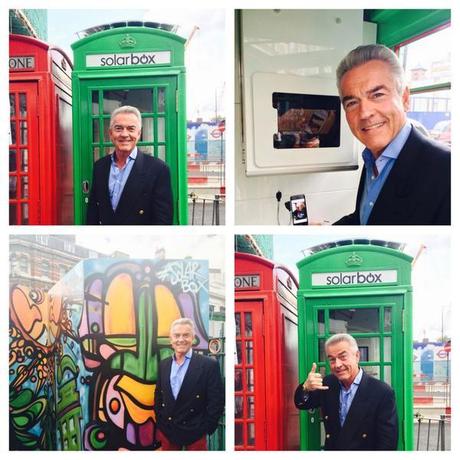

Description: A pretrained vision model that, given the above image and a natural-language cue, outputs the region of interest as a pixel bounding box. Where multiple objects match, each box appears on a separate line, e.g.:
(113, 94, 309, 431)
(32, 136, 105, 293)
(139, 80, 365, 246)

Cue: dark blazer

(294, 371, 398, 450)
(154, 352, 225, 446)
(334, 127, 451, 225)
(86, 151, 173, 225)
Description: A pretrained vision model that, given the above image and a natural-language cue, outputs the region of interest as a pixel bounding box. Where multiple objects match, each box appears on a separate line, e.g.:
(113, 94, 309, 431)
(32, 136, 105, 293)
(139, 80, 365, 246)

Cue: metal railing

(188, 193, 225, 225)
(415, 413, 450, 450)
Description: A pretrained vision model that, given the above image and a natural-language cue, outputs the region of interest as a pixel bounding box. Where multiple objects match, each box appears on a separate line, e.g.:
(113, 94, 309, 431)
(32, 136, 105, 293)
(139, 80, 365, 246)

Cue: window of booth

(395, 23, 451, 146)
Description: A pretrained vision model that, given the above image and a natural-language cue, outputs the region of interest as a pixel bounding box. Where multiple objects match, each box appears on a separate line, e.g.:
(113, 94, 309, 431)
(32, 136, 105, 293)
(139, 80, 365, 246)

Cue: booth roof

(76, 20, 178, 39)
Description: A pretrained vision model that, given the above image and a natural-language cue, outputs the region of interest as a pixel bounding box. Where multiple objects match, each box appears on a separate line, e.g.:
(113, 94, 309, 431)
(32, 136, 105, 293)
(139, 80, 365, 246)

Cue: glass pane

(319, 338, 326, 362)
(10, 204, 17, 225)
(157, 87, 165, 112)
(329, 308, 379, 333)
(384, 337, 392, 362)
(21, 203, 29, 224)
(318, 310, 325, 335)
(158, 117, 165, 142)
(10, 94, 16, 117)
(19, 121, 28, 144)
(10, 149, 17, 172)
(236, 340, 242, 365)
(141, 118, 154, 142)
(246, 368, 254, 392)
(158, 145, 166, 161)
(103, 88, 153, 113)
(21, 176, 29, 199)
(356, 337, 379, 362)
(92, 119, 100, 142)
(247, 396, 255, 418)
(245, 341, 253, 365)
(104, 146, 113, 155)
(92, 91, 99, 115)
(21, 149, 28, 172)
(235, 423, 243, 446)
(408, 90, 451, 147)
(244, 313, 253, 337)
(235, 368, 242, 391)
(93, 147, 100, 163)
(235, 396, 243, 418)
(235, 313, 241, 337)
(9, 176, 17, 199)
(19, 93, 27, 116)
(384, 366, 392, 386)
(400, 26, 451, 89)
(247, 423, 255, 446)
(361, 365, 380, 380)
(141, 145, 154, 155)
(103, 118, 111, 142)
(384, 308, 392, 332)
(10, 122, 16, 145)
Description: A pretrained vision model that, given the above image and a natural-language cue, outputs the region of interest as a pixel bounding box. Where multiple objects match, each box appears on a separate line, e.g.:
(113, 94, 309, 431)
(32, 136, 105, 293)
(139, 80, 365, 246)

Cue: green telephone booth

(71, 24, 187, 224)
(296, 241, 413, 450)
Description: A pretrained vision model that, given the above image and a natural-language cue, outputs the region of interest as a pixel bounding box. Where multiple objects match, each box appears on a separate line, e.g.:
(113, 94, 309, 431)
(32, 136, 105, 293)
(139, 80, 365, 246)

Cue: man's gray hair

(170, 317, 196, 334)
(325, 333, 359, 352)
(110, 105, 142, 128)
(336, 44, 406, 97)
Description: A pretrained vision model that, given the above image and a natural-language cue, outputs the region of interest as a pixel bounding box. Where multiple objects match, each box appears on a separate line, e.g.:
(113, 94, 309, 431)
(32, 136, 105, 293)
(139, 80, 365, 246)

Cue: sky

(75, 233, 225, 270)
(272, 234, 451, 342)
(46, 9, 226, 120)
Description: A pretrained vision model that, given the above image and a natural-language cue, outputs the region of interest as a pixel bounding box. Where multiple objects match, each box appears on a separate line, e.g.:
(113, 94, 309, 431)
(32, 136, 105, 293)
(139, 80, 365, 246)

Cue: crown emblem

(119, 34, 136, 49)
(345, 252, 363, 267)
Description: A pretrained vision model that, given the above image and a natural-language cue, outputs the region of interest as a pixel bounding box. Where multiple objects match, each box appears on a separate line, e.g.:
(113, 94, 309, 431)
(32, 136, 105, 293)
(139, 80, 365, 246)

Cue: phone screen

(290, 195, 308, 225)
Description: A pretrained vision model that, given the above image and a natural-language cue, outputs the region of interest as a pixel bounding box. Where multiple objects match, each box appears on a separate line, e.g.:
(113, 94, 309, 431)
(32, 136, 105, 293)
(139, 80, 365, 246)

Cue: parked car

(430, 120, 451, 146)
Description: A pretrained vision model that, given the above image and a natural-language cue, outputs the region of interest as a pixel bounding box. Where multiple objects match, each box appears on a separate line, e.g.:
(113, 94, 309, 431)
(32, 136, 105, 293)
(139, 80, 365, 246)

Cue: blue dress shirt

(109, 148, 137, 211)
(359, 122, 412, 224)
(170, 349, 193, 400)
(339, 368, 363, 426)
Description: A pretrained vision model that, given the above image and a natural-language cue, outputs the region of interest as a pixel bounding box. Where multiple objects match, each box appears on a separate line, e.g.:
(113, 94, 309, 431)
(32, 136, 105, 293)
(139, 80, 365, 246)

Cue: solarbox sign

(312, 269, 397, 287)
(86, 51, 171, 68)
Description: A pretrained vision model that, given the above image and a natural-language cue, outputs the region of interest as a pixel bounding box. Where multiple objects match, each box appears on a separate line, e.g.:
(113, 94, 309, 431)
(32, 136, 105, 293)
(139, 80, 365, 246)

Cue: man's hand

(302, 362, 329, 392)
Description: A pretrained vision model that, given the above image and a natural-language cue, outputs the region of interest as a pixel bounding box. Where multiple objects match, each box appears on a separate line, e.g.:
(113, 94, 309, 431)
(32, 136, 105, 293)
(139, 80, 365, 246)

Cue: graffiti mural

(9, 258, 209, 450)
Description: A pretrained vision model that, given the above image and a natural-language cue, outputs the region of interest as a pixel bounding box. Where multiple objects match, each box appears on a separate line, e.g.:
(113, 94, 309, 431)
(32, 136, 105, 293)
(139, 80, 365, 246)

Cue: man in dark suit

(86, 105, 173, 225)
(154, 318, 224, 450)
(334, 44, 450, 225)
(294, 333, 398, 450)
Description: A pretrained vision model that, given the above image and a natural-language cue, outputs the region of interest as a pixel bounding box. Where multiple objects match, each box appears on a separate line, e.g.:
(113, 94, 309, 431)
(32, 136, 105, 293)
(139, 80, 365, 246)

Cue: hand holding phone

(290, 194, 308, 225)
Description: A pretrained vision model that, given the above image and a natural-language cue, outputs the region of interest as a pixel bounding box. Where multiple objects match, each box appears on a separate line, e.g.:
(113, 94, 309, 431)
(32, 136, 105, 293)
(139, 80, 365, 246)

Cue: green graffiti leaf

(10, 388, 33, 409)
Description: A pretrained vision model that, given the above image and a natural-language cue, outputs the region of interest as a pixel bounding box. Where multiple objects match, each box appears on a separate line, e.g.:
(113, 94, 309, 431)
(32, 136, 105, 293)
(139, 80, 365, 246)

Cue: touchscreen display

(273, 92, 341, 149)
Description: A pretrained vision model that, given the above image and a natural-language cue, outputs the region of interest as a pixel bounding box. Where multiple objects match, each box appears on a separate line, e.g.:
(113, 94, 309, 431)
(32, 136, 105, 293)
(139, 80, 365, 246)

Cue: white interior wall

(235, 10, 377, 225)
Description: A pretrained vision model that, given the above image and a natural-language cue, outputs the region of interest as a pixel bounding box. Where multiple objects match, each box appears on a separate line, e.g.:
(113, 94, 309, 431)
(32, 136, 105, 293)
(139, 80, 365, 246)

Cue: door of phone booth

(9, 34, 73, 225)
(235, 252, 299, 450)
(296, 243, 413, 450)
(71, 25, 187, 224)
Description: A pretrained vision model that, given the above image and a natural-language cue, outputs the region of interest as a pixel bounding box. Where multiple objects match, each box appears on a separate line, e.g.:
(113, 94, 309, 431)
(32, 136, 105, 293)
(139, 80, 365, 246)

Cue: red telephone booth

(235, 252, 299, 450)
(9, 34, 73, 225)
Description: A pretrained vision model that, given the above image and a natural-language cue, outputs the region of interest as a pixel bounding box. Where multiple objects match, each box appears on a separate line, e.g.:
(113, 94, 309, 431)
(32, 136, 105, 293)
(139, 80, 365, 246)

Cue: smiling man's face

(340, 59, 409, 158)
(327, 340, 360, 389)
(109, 112, 141, 157)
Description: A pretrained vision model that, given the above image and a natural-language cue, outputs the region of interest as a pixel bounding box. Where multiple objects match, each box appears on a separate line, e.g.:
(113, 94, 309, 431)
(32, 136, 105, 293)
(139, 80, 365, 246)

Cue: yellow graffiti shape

(105, 274, 136, 338)
(48, 295, 63, 344)
(155, 285, 181, 337)
(116, 375, 155, 424)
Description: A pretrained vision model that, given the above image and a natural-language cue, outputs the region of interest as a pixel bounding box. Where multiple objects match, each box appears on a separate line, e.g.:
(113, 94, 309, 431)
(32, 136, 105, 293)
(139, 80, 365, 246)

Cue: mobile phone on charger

(290, 194, 308, 225)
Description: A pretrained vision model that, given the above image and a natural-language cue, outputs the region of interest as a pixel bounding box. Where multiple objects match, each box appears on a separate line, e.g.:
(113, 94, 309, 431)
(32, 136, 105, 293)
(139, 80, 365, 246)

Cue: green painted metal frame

(365, 9, 450, 48)
(296, 244, 413, 450)
(71, 26, 187, 224)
